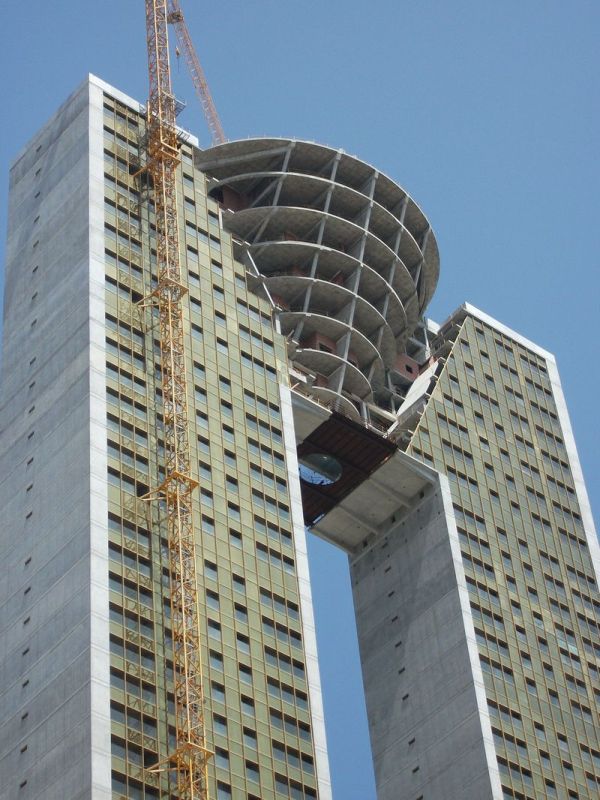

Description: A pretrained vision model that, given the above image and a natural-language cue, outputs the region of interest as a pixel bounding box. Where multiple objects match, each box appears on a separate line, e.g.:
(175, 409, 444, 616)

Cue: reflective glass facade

(408, 310, 600, 800)
(100, 90, 325, 799)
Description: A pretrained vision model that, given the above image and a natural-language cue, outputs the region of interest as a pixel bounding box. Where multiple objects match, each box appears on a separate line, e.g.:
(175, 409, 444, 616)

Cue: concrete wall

(279, 383, 332, 799)
(0, 77, 111, 799)
(350, 475, 502, 800)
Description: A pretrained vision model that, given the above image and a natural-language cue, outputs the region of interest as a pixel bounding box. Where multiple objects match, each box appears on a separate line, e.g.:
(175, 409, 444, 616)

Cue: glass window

(216, 782, 231, 800)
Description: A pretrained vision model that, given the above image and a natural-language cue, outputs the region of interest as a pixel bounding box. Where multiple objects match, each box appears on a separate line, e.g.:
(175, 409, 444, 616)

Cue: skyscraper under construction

(0, 75, 598, 800)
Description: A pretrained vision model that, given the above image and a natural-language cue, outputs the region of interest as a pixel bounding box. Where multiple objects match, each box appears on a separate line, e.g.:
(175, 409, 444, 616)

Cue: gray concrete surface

(0, 77, 112, 800)
(350, 474, 502, 800)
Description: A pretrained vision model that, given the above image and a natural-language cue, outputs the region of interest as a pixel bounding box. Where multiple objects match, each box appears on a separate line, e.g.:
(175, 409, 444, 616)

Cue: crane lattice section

(144, 1, 210, 797)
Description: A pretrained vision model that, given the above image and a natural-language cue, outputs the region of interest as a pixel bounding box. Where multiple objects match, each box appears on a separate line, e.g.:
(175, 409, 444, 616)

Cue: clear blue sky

(1, 2, 598, 798)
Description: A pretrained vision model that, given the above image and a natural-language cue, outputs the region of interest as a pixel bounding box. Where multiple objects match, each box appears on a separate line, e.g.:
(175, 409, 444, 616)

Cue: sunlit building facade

(0, 76, 329, 800)
(1, 75, 598, 800)
(402, 307, 600, 799)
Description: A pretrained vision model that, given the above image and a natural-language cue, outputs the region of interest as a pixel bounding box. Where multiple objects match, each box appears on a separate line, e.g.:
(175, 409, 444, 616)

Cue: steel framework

(144, 1, 210, 797)
(167, 0, 226, 145)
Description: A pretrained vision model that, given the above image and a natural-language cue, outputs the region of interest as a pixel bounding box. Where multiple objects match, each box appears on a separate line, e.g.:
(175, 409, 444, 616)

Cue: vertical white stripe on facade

(88, 76, 112, 799)
(544, 356, 600, 582)
(438, 472, 504, 799)
(278, 382, 333, 800)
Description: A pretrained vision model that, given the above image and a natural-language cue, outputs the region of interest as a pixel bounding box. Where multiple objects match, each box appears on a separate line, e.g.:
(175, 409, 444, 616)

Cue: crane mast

(144, 1, 210, 797)
(167, 0, 226, 146)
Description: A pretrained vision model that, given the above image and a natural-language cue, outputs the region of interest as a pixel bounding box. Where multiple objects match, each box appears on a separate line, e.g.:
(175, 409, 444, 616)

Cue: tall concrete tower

(0, 76, 329, 800)
(1, 76, 599, 800)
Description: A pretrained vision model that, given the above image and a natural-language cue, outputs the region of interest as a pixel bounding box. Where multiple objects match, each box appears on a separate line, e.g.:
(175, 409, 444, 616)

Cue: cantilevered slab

(199, 138, 440, 418)
(291, 390, 435, 552)
(312, 448, 434, 552)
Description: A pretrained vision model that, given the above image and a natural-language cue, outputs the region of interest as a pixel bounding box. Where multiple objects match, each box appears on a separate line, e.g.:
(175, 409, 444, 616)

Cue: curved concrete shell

(196, 138, 439, 416)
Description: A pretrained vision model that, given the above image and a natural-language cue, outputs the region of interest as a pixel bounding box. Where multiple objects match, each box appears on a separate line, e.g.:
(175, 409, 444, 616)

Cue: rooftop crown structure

(196, 138, 439, 422)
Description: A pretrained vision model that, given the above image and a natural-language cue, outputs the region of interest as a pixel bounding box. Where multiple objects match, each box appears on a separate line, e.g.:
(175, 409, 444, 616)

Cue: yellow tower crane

(142, 0, 223, 797)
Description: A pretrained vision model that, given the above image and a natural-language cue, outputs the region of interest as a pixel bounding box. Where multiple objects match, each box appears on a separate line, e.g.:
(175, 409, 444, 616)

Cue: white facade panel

(0, 77, 97, 799)
(349, 473, 499, 800)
